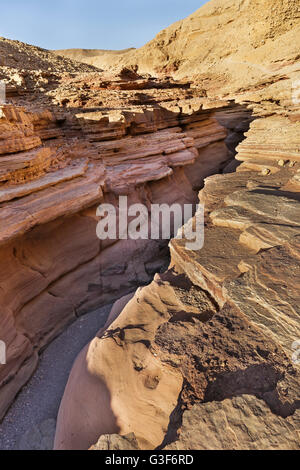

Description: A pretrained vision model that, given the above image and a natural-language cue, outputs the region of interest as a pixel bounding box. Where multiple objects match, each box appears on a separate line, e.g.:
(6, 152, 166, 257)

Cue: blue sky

(0, 0, 208, 50)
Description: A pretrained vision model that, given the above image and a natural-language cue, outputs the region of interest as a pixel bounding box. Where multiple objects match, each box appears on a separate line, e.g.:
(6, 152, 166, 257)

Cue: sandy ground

(0, 304, 113, 450)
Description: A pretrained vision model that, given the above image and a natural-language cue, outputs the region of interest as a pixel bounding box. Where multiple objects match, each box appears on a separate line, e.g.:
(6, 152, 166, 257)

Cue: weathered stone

(165, 396, 300, 450)
(0, 0, 299, 453)
(0, 69, 235, 421)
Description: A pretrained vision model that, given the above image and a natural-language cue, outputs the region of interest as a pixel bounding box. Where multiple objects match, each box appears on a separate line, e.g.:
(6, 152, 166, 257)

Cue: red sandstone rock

(0, 0, 299, 452)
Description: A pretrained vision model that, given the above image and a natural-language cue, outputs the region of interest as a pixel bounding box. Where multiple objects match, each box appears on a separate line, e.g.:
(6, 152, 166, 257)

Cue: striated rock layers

(0, 39, 240, 420)
(1, 0, 299, 452)
(56, 0, 300, 106)
(54, 111, 300, 450)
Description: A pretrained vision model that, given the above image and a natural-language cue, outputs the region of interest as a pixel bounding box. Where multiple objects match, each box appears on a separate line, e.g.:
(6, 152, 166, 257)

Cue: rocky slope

(55, 0, 300, 102)
(55, 48, 135, 70)
(0, 39, 243, 421)
(54, 114, 300, 450)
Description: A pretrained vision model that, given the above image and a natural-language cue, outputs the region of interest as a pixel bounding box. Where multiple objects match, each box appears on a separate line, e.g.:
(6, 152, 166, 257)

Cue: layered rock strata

(54, 113, 300, 450)
(0, 60, 238, 420)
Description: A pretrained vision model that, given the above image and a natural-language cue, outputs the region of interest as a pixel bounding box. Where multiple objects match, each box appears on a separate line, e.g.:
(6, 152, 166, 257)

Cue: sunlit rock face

(56, 0, 299, 105)
(55, 124, 300, 449)
(53, 0, 299, 452)
(0, 38, 241, 420)
(0, 0, 299, 452)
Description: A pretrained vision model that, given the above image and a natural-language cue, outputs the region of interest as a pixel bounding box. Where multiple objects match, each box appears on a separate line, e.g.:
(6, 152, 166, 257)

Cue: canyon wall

(51, 1, 300, 447)
(1, 0, 299, 450)
(55, 110, 300, 451)
(0, 66, 241, 420)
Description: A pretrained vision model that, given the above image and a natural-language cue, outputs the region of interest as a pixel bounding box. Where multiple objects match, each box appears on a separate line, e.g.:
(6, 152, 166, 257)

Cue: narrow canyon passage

(0, 105, 251, 450)
(0, 77, 250, 418)
(0, 86, 253, 450)
(0, 303, 113, 450)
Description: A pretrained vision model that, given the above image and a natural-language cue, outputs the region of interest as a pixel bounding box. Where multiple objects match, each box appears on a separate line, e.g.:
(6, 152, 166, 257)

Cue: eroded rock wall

(0, 77, 236, 420)
(55, 0, 300, 108)
(54, 111, 300, 451)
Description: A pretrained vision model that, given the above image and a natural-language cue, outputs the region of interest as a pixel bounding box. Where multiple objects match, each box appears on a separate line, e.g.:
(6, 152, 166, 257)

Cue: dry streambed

(0, 303, 112, 450)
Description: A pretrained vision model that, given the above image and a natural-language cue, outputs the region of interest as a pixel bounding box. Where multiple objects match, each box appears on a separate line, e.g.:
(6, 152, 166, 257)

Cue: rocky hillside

(56, 0, 300, 101)
(53, 0, 299, 452)
(0, 38, 97, 73)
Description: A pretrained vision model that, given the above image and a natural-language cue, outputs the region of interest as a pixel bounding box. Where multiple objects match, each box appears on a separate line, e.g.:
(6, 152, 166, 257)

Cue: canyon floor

(0, 0, 299, 451)
(0, 303, 113, 450)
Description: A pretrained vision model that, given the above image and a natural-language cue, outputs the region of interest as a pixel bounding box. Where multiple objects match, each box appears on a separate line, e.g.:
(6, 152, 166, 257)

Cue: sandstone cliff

(54, 114, 300, 450)
(55, 0, 300, 102)
(0, 0, 299, 452)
